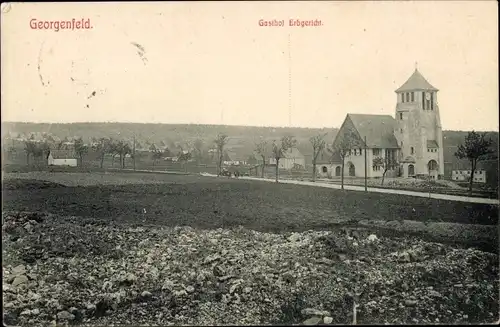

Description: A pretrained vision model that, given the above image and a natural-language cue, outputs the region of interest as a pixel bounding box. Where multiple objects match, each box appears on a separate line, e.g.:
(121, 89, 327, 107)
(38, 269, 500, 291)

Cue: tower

(394, 67, 444, 179)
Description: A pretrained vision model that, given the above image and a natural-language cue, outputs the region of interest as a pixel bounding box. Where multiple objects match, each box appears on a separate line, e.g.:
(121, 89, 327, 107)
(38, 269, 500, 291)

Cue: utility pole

(364, 136, 367, 192)
(133, 133, 136, 171)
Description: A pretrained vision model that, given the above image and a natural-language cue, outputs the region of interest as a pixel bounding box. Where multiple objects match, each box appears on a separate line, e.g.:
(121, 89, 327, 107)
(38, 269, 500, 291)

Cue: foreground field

(3, 212, 499, 326)
(2, 172, 499, 325)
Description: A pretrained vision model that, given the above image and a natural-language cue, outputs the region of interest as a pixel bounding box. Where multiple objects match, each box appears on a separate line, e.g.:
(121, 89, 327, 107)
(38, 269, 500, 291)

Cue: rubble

(2, 211, 498, 326)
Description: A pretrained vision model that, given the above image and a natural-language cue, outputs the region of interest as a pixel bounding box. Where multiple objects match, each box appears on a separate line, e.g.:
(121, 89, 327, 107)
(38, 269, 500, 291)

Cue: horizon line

(2, 120, 498, 133)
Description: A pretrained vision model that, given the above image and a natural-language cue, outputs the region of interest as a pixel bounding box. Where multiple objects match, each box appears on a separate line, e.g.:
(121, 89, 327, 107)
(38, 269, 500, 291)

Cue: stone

(12, 275, 29, 287)
(186, 286, 195, 293)
(12, 265, 26, 275)
(323, 316, 333, 324)
(57, 311, 75, 321)
(203, 254, 221, 265)
(303, 316, 322, 325)
(86, 304, 96, 311)
(301, 308, 331, 317)
(429, 290, 442, 298)
(367, 234, 379, 242)
(31, 308, 40, 315)
(141, 291, 152, 298)
(404, 300, 417, 307)
(287, 233, 301, 242)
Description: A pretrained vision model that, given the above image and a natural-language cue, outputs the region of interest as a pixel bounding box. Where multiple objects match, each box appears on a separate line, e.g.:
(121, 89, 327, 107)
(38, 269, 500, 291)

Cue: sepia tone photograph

(1, 1, 499, 326)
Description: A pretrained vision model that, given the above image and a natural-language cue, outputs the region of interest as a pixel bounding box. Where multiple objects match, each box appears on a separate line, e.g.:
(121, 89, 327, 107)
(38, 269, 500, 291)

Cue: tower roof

(395, 69, 438, 92)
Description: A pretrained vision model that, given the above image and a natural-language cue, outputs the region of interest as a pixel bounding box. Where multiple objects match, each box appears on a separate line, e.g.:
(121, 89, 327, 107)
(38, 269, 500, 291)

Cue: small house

(48, 150, 78, 167)
(269, 147, 306, 170)
(452, 169, 487, 184)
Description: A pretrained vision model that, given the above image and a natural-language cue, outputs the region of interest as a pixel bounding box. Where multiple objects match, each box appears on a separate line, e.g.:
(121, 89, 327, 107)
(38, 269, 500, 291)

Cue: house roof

(395, 69, 438, 92)
(427, 140, 439, 148)
(49, 150, 76, 159)
(347, 114, 400, 149)
(284, 147, 304, 159)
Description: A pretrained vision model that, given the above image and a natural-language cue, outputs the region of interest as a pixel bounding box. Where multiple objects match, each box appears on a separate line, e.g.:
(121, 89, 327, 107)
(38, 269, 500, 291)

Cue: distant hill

(2, 121, 498, 184)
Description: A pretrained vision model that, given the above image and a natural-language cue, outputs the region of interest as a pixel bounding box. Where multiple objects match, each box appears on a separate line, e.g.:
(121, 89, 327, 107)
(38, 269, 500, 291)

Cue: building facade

(331, 68, 445, 179)
(269, 148, 306, 170)
(452, 169, 487, 184)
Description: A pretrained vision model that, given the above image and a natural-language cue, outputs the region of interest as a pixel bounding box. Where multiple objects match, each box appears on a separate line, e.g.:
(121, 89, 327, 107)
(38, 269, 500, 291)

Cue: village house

(48, 150, 78, 167)
(452, 169, 487, 184)
(269, 147, 306, 170)
(330, 68, 445, 179)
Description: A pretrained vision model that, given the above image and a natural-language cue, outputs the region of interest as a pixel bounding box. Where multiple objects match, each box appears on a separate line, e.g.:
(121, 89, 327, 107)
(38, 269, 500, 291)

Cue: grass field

(2, 171, 499, 325)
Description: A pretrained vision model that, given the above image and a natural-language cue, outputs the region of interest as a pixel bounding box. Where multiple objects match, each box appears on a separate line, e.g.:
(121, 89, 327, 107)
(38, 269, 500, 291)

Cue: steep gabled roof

(284, 147, 304, 159)
(347, 114, 399, 149)
(395, 69, 438, 92)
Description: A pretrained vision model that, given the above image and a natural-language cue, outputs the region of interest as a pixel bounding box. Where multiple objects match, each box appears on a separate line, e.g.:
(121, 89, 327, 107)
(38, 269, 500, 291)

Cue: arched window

(335, 166, 341, 176)
(322, 166, 328, 173)
(408, 164, 415, 176)
(411, 147, 414, 155)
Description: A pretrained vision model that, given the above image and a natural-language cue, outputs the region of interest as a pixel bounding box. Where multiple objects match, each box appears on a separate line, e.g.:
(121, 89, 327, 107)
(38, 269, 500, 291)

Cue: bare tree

(254, 138, 269, 178)
(328, 130, 358, 190)
(372, 152, 398, 186)
(455, 131, 495, 195)
(93, 137, 112, 169)
(193, 139, 205, 164)
(271, 135, 296, 183)
(214, 133, 229, 176)
(74, 138, 88, 167)
(24, 141, 36, 165)
(310, 133, 327, 182)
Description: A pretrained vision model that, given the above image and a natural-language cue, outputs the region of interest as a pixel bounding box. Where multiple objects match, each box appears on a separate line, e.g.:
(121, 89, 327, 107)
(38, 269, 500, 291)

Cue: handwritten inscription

(259, 19, 323, 27)
(30, 19, 93, 31)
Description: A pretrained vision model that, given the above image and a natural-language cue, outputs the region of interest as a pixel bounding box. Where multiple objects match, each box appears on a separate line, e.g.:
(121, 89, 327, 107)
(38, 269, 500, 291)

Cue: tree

(254, 138, 269, 178)
(328, 130, 358, 190)
(271, 135, 296, 183)
(74, 138, 88, 166)
(455, 131, 495, 195)
(178, 151, 192, 172)
(214, 133, 229, 176)
(310, 133, 327, 182)
(151, 149, 163, 169)
(93, 138, 112, 168)
(372, 151, 398, 186)
(24, 141, 37, 165)
(193, 139, 205, 164)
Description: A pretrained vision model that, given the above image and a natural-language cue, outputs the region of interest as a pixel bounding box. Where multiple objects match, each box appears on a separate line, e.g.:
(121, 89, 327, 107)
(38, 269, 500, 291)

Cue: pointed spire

(395, 67, 438, 92)
(415, 61, 418, 70)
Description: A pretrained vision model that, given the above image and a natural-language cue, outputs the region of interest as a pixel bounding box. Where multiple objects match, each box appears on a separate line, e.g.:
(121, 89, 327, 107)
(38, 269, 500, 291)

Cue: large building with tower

(319, 67, 445, 179)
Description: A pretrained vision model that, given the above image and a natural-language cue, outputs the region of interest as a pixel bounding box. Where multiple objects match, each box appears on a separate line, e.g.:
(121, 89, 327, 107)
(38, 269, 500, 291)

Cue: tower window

(400, 128, 403, 133)
(422, 92, 426, 109)
(405, 93, 410, 102)
(401, 93, 404, 103)
(411, 147, 414, 155)
(399, 112, 403, 120)
(411, 92, 414, 102)
(430, 93, 434, 110)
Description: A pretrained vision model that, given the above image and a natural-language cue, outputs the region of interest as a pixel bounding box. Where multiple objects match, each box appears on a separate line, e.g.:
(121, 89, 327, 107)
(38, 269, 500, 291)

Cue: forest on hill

(2, 122, 498, 183)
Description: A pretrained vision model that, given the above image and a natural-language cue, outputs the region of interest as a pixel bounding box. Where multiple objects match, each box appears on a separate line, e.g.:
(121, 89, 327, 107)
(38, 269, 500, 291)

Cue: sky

(1, 1, 498, 131)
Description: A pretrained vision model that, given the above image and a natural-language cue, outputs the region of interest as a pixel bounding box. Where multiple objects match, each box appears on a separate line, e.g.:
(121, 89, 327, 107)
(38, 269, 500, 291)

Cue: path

(113, 169, 499, 205)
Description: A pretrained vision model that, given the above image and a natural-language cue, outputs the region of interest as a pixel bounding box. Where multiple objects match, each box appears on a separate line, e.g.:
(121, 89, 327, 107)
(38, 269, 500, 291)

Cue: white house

(452, 169, 487, 184)
(269, 148, 306, 170)
(48, 150, 78, 167)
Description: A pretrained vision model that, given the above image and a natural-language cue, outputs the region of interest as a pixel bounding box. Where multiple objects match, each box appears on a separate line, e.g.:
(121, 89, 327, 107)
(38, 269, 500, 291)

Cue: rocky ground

(3, 211, 499, 326)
